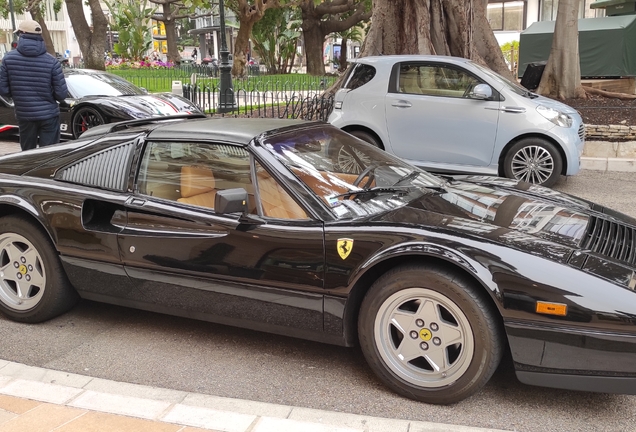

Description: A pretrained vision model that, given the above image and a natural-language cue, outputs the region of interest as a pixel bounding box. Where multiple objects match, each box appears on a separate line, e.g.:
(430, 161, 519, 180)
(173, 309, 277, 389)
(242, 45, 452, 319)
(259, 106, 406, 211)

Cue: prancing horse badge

(337, 238, 354, 260)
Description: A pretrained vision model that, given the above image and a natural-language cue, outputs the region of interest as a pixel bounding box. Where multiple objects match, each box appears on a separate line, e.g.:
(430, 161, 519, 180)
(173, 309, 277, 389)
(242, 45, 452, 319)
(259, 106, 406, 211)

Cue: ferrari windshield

(262, 126, 446, 219)
(66, 72, 145, 98)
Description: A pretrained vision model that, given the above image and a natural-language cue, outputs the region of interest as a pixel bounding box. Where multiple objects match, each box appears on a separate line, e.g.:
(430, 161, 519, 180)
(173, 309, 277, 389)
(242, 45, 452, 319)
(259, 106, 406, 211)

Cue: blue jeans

(18, 116, 61, 151)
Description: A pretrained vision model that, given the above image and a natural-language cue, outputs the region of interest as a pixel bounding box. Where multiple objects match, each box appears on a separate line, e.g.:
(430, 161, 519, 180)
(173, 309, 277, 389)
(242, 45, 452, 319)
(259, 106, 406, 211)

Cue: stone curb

(0, 361, 508, 432)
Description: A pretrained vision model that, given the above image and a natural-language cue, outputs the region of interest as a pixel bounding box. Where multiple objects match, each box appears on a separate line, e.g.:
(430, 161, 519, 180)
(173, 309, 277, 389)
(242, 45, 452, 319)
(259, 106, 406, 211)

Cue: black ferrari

(0, 69, 203, 139)
(0, 116, 635, 405)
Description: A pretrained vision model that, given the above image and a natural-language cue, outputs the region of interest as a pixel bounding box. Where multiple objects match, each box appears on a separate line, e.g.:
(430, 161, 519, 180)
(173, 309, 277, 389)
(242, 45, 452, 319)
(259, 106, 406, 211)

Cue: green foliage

(106, 0, 155, 60)
(501, 40, 519, 71)
(0, 0, 62, 20)
(252, 7, 301, 74)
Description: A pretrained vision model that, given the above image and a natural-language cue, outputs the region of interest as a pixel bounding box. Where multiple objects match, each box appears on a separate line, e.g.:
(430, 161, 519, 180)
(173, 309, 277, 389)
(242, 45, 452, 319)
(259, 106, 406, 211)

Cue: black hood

(372, 176, 636, 251)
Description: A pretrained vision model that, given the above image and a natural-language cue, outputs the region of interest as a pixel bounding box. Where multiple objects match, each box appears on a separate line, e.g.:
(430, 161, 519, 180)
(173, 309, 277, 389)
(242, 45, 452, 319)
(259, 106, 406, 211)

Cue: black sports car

(0, 69, 203, 139)
(0, 116, 635, 405)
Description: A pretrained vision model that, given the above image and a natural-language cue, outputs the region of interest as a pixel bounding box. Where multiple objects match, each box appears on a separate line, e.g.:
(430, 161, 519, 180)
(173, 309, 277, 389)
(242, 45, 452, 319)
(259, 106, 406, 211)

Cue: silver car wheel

(510, 145, 554, 184)
(0, 233, 46, 311)
(374, 288, 474, 388)
(337, 146, 371, 174)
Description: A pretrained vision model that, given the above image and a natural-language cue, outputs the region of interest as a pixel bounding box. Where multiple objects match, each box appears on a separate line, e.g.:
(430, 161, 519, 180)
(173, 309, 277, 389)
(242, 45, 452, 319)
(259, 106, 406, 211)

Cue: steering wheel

(353, 163, 378, 189)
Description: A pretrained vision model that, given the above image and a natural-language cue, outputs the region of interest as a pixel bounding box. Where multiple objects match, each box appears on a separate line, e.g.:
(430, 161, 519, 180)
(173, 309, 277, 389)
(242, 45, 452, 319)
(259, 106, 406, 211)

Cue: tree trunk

(303, 21, 326, 76)
(65, 0, 108, 70)
(162, 3, 181, 64)
(536, 0, 586, 99)
(359, 0, 513, 79)
(232, 19, 255, 78)
(27, 3, 55, 55)
(339, 37, 348, 72)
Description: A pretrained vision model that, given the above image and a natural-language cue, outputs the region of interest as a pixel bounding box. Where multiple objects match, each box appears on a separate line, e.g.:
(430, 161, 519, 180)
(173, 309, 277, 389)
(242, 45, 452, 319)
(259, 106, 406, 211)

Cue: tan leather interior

(292, 168, 375, 206)
(257, 171, 307, 219)
(177, 166, 218, 208)
(400, 70, 423, 95)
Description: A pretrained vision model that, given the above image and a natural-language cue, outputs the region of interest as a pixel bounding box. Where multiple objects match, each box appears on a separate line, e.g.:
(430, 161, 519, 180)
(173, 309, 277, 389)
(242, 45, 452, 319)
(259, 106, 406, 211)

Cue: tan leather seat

(400, 71, 422, 95)
(177, 166, 218, 209)
(257, 171, 307, 219)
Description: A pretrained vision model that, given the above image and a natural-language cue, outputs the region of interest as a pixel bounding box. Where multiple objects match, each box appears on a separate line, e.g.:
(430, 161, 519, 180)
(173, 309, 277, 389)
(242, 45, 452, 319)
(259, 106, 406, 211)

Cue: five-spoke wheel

(0, 216, 78, 322)
(359, 264, 503, 404)
(0, 233, 46, 311)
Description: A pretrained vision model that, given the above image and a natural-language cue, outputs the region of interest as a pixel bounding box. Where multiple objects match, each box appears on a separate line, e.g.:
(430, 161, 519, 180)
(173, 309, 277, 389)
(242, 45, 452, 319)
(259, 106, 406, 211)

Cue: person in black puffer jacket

(0, 20, 68, 151)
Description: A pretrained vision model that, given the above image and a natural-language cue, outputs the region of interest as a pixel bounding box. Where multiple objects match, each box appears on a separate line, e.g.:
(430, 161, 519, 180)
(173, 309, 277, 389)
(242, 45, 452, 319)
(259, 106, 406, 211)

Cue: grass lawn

(108, 68, 337, 93)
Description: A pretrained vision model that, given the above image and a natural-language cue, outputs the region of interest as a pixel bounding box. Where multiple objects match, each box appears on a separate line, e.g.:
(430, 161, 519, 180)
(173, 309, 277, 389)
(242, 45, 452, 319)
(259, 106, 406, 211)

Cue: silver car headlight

(536, 105, 572, 128)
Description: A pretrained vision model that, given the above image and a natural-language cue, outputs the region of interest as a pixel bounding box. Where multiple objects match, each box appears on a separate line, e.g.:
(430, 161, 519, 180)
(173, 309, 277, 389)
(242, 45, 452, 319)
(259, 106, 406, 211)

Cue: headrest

(180, 166, 215, 198)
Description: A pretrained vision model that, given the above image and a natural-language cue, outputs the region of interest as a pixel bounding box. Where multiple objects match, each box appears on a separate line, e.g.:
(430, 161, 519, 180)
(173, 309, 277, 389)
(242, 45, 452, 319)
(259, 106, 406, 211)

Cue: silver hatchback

(328, 55, 585, 187)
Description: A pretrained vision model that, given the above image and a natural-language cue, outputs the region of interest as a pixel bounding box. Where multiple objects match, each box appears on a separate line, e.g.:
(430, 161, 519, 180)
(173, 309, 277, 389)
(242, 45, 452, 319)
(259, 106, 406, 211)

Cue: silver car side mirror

(472, 84, 492, 100)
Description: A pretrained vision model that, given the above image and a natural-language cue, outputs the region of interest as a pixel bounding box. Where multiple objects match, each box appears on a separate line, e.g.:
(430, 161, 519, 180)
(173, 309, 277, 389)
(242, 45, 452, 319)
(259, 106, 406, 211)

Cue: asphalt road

(1, 169, 636, 432)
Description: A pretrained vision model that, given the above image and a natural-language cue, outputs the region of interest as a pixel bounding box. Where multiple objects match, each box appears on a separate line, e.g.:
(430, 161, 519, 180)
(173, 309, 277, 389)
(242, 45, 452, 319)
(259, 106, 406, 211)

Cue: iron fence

(183, 84, 334, 121)
(106, 66, 336, 94)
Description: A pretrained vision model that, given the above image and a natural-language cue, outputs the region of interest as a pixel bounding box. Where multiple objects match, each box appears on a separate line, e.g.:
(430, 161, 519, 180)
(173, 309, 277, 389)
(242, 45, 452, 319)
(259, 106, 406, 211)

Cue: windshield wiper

(331, 186, 412, 200)
(393, 170, 420, 187)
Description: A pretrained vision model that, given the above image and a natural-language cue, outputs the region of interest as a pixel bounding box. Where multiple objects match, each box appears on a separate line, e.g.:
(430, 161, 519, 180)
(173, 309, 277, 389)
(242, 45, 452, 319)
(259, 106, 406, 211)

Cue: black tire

(358, 263, 503, 404)
(72, 106, 105, 139)
(0, 216, 78, 323)
(503, 138, 563, 187)
(349, 130, 382, 149)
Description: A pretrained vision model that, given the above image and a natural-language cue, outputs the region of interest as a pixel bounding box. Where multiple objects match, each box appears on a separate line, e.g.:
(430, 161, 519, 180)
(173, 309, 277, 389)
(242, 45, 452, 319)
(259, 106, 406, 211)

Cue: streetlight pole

(217, 0, 235, 113)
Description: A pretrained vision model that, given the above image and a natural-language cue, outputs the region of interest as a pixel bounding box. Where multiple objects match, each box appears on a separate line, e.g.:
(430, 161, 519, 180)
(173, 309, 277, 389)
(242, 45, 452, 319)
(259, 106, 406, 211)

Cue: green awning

(590, 0, 635, 9)
(519, 15, 636, 77)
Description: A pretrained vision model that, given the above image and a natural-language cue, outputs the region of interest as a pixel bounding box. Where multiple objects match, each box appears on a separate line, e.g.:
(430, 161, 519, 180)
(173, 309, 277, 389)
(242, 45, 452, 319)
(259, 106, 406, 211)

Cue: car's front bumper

(507, 321, 636, 394)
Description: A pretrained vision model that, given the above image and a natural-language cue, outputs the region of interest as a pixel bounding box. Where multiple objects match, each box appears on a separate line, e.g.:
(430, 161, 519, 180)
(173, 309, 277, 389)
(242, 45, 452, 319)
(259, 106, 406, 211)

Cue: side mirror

(472, 84, 492, 100)
(140, 87, 149, 94)
(215, 188, 249, 214)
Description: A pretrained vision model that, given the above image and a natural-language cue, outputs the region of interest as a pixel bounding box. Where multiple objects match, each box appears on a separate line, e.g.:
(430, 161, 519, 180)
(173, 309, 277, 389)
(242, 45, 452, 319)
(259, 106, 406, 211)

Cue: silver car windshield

(469, 61, 529, 96)
(262, 126, 446, 220)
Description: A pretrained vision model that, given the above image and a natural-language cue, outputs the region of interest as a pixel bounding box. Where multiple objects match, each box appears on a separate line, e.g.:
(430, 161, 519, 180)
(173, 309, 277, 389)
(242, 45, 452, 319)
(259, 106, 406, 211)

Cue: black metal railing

(182, 84, 334, 121)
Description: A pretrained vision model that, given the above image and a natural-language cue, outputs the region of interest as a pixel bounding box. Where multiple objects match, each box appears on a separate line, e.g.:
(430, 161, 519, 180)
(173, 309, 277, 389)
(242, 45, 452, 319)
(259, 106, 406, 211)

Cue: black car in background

(0, 117, 636, 405)
(0, 69, 203, 139)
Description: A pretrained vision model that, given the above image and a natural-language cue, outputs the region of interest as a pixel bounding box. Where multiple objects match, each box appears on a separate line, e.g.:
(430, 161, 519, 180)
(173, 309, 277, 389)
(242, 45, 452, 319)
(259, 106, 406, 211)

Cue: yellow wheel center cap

(18, 265, 27, 275)
(419, 328, 432, 341)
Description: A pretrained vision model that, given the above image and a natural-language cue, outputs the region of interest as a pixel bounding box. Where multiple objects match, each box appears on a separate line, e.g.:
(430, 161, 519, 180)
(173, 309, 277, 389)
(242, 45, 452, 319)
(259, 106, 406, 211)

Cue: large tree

(359, 0, 511, 78)
(536, 0, 586, 99)
(149, 0, 209, 64)
(300, 0, 371, 75)
(65, 0, 108, 70)
(226, 0, 280, 77)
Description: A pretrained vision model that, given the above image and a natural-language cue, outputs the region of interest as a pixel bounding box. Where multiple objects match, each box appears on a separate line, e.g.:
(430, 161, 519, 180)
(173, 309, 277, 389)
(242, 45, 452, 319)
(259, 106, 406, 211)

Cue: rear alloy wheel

(503, 138, 562, 187)
(72, 106, 105, 139)
(358, 264, 503, 404)
(0, 216, 78, 323)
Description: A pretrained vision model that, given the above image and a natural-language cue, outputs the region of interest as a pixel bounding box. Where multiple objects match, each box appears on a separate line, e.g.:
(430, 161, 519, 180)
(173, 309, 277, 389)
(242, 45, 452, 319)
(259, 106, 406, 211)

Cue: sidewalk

(0, 361, 507, 432)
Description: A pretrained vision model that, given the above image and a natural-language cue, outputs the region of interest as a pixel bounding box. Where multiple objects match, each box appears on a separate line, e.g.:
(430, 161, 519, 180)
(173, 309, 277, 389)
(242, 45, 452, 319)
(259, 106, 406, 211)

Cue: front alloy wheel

(374, 288, 474, 389)
(358, 264, 503, 404)
(503, 138, 562, 187)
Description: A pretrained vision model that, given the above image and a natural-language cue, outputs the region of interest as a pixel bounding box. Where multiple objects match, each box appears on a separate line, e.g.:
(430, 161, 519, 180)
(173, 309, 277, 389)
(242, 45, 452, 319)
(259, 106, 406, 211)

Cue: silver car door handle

(126, 197, 146, 207)
(500, 106, 526, 113)
(391, 101, 412, 108)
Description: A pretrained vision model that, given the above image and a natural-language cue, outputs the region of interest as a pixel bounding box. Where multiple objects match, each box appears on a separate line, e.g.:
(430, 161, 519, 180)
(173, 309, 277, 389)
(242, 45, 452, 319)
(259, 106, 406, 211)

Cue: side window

(137, 141, 308, 220)
(255, 161, 308, 220)
(399, 64, 480, 98)
(342, 64, 376, 90)
(137, 141, 254, 212)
